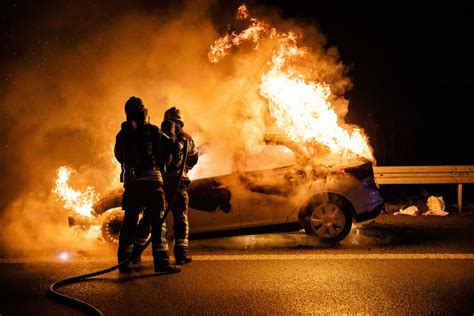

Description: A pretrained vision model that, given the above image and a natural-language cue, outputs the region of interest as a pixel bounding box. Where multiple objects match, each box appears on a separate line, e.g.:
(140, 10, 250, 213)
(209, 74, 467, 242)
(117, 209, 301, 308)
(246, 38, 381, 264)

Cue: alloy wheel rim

(310, 203, 345, 238)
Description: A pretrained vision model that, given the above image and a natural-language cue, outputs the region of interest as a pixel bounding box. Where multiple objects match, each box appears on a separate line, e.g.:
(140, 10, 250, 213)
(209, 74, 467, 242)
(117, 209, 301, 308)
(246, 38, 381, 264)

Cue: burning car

(68, 134, 384, 244)
(58, 5, 385, 245)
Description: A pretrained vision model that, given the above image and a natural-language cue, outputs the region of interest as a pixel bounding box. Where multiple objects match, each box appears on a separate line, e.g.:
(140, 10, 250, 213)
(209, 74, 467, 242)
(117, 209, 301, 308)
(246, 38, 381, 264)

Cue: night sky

(1, 0, 473, 166)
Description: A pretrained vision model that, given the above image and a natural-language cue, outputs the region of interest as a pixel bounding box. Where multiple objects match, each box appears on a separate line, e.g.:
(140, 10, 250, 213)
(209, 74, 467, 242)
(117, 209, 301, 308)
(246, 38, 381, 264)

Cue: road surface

(1, 212, 473, 315)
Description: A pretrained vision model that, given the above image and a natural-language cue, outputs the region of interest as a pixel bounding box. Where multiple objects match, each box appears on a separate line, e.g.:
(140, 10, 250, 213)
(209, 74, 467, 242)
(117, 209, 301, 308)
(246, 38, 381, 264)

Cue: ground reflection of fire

(58, 251, 70, 261)
(209, 4, 373, 163)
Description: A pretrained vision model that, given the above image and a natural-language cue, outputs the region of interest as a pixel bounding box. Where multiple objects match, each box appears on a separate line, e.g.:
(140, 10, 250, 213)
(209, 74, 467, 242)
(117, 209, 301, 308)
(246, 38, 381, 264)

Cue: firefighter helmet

(124, 96, 148, 123)
(163, 107, 184, 127)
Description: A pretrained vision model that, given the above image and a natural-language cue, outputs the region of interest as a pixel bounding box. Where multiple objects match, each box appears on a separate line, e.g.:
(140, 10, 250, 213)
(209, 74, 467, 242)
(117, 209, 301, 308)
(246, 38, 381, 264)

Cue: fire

(209, 4, 374, 162)
(53, 166, 98, 218)
(208, 5, 271, 63)
(82, 225, 101, 240)
(236, 4, 249, 19)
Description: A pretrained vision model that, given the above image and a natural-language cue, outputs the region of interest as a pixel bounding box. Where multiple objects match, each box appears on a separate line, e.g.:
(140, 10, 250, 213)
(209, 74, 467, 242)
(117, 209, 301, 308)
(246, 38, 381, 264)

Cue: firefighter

(135, 106, 199, 266)
(114, 96, 181, 274)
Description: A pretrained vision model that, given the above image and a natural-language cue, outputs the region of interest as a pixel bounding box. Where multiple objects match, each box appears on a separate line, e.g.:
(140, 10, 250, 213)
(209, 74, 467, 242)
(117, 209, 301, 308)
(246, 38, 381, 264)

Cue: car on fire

(69, 134, 384, 244)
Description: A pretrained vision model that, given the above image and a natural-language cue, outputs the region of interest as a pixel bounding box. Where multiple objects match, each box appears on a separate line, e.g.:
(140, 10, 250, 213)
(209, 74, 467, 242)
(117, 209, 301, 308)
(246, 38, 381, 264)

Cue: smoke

(0, 1, 355, 256)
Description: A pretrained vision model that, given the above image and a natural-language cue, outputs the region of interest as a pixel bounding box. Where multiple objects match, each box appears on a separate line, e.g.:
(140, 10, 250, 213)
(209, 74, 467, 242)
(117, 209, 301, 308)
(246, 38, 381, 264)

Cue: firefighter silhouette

(134, 106, 199, 265)
(114, 96, 181, 273)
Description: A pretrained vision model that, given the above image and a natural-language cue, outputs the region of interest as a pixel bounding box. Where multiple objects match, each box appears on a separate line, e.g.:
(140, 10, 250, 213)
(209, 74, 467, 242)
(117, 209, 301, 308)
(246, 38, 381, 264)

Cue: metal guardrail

(373, 166, 474, 211)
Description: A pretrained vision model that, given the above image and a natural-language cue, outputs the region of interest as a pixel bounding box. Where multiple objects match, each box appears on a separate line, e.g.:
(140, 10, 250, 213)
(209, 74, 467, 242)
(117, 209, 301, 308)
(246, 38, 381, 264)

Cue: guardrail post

(457, 184, 463, 212)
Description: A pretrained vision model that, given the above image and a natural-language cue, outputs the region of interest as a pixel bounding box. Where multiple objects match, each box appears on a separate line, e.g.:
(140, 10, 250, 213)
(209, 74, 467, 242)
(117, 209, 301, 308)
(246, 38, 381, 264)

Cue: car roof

(263, 133, 309, 164)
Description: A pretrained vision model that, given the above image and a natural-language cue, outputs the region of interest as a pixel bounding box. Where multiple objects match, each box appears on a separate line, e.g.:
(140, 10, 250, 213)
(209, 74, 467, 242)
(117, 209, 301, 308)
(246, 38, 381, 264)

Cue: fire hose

(48, 139, 189, 316)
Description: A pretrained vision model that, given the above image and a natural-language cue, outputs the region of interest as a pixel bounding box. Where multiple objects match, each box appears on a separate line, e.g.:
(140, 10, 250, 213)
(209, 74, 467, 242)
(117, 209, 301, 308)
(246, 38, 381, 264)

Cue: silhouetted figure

(135, 106, 199, 265)
(114, 96, 181, 274)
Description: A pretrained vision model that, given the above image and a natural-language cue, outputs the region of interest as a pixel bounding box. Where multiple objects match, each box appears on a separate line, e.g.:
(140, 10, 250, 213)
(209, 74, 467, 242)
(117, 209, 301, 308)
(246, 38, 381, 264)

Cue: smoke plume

(0, 1, 356, 255)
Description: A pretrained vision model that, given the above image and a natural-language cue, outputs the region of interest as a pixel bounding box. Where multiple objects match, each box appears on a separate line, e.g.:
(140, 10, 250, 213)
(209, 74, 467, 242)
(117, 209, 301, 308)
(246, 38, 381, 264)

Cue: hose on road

(48, 140, 189, 315)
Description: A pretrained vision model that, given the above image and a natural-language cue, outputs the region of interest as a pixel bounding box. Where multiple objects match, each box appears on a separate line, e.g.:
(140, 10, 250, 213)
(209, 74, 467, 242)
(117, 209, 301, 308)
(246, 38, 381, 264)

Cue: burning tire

(299, 193, 353, 243)
(99, 208, 124, 244)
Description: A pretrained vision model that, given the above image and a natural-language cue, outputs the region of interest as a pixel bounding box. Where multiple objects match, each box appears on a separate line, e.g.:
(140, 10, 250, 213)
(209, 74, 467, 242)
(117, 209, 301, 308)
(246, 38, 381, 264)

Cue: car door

(187, 173, 241, 233)
(237, 144, 304, 227)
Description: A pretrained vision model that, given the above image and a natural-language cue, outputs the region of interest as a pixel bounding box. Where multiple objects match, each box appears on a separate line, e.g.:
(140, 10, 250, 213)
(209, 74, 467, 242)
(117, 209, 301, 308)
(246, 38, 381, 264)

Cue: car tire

(298, 193, 354, 243)
(99, 208, 124, 244)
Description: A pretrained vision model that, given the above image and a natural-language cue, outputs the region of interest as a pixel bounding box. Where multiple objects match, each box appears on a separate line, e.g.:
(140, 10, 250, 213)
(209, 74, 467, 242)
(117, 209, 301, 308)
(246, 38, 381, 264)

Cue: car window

(243, 144, 297, 172)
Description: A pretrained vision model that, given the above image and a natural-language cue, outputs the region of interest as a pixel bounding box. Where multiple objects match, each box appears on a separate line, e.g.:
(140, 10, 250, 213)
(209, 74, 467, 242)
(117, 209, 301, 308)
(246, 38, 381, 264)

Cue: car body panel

(187, 173, 241, 233)
(81, 135, 384, 242)
(238, 166, 298, 227)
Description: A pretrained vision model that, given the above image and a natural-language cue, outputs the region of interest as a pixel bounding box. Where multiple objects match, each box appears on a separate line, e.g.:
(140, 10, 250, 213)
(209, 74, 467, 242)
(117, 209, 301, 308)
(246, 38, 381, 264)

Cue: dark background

(1, 1, 473, 206)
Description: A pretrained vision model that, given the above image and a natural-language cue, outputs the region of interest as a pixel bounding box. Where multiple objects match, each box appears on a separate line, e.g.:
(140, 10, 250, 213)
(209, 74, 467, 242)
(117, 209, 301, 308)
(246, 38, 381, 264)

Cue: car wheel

(299, 194, 353, 243)
(99, 208, 124, 244)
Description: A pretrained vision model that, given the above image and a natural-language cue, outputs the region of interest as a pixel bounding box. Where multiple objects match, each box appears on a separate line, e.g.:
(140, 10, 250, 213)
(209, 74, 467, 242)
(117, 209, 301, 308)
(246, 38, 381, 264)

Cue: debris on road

(393, 196, 449, 217)
(394, 206, 419, 216)
(423, 196, 448, 216)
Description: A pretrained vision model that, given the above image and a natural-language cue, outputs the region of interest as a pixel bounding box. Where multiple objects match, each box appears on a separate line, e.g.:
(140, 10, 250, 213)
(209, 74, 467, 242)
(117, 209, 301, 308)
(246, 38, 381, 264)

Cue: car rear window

(243, 144, 297, 171)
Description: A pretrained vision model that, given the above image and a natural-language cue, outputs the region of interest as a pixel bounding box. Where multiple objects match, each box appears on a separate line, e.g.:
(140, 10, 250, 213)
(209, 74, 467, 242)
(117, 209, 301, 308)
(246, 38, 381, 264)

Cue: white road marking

(1, 253, 473, 263)
(192, 253, 474, 260)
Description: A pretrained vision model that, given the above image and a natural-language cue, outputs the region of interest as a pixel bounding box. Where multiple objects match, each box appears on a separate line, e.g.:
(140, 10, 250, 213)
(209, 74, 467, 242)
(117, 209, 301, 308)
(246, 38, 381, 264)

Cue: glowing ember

(58, 251, 70, 261)
(53, 166, 98, 218)
(209, 4, 374, 162)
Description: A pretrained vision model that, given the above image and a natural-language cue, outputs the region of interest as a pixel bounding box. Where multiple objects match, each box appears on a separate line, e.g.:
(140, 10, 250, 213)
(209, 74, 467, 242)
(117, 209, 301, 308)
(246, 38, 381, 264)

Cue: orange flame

(209, 4, 374, 162)
(208, 7, 271, 63)
(236, 4, 249, 20)
(53, 166, 98, 218)
(82, 225, 102, 240)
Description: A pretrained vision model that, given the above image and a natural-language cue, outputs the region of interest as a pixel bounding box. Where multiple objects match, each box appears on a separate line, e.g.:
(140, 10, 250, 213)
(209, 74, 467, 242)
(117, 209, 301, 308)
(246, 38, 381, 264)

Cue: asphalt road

(1, 212, 474, 315)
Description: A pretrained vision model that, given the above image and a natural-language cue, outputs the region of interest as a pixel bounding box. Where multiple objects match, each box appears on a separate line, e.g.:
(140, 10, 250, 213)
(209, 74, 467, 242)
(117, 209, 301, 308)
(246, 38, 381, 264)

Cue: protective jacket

(114, 121, 171, 184)
(134, 124, 198, 264)
(165, 130, 199, 184)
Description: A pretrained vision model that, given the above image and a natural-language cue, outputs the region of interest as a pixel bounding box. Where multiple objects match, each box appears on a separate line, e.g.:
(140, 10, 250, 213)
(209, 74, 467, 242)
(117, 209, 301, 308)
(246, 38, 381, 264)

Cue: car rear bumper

(354, 202, 385, 222)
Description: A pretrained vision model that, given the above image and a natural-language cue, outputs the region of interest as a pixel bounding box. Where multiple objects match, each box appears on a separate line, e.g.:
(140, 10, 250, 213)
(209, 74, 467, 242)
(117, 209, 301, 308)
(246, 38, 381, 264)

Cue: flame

(209, 4, 374, 162)
(82, 225, 102, 240)
(53, 166, 98, 217)
(236, 4, 249, 20)
(208, 6, 271, 63)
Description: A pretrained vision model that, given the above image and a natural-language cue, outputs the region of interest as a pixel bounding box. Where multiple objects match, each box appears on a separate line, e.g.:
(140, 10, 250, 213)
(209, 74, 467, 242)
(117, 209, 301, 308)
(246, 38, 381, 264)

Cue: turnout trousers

(117, 181, 166, 265)
(135, 175, 190, 263)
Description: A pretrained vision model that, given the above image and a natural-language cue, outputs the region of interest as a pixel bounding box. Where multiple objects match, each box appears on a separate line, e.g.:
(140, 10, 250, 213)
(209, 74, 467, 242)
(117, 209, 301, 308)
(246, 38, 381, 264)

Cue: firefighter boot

(117, 246, 133, 273)
(130, 244, 143, 265)
(153, 252, 181, 274)
(153, 261, 181, 273)
(174, 246, 192, 265)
